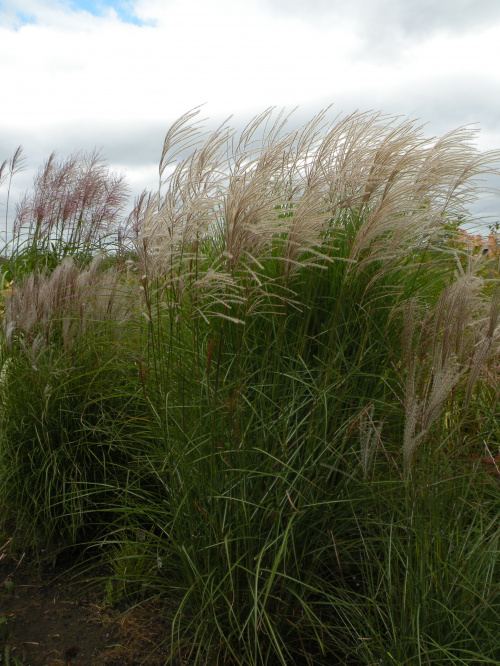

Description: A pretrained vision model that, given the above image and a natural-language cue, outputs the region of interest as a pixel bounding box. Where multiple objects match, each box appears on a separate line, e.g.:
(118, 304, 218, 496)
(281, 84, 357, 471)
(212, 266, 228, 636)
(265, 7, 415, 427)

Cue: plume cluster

(137, 108, 500, 322)
(13, 149, 130, 250)
(402, 253, 500, 470)
(3, 255, 139, 352)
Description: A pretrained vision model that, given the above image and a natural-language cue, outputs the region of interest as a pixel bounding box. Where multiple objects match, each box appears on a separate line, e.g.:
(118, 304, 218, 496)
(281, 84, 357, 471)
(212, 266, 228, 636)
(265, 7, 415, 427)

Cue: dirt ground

(0, 542, 172, 665)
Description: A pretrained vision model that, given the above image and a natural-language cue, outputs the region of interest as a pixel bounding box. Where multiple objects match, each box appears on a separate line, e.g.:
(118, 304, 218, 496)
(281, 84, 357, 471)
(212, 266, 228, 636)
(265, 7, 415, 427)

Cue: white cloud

(257, 0, 500, 40)
(1, 0, 364, 128)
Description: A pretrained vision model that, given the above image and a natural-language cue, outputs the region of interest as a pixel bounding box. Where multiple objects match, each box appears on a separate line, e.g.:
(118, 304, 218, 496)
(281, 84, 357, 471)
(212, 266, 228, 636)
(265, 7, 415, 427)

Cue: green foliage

(343, 456, 500, 664)
(0, 318, 157, 550)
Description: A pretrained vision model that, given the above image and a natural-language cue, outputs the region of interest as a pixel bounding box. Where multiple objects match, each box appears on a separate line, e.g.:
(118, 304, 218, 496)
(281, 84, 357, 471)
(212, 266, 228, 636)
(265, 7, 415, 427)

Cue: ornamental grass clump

(1, 107, 500, 663)
(102, 109, 500, 663)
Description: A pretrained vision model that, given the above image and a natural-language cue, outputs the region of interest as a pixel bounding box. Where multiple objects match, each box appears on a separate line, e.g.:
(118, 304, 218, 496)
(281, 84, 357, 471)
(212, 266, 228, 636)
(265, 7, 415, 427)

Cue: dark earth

(0, 540, 172, 665)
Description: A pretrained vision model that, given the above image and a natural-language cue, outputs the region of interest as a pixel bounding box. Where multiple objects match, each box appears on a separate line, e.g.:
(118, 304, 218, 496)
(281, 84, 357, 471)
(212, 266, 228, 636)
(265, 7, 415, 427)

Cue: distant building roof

(458, 229, 500, 257)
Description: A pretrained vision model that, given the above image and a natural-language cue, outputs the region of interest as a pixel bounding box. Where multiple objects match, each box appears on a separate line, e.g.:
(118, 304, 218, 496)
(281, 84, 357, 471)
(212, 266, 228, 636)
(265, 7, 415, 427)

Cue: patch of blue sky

(68, 0, 146, 25)
(13, 11, 37, 26)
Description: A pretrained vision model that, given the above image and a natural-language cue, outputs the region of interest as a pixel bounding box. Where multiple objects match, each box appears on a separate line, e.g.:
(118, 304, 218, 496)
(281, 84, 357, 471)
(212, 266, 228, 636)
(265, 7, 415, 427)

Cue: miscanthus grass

(1, 108, 500, 664)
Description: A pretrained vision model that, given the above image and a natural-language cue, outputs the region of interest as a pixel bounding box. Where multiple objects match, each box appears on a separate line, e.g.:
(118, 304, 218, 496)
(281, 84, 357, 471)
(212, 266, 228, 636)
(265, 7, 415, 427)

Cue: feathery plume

(136, 108, 500, 326)
(13, 149, 129, 250)
(401, 251, 500, 471)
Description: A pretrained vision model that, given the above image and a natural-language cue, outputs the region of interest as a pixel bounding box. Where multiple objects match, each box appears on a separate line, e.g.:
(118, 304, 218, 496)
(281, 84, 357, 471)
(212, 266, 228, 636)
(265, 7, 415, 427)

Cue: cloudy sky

(1, 0, 500, 235)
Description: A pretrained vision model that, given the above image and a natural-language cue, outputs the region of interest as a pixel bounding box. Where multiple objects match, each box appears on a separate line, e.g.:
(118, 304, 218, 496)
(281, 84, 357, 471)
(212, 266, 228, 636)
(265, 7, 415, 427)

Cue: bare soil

(0, 544, 172, 665)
